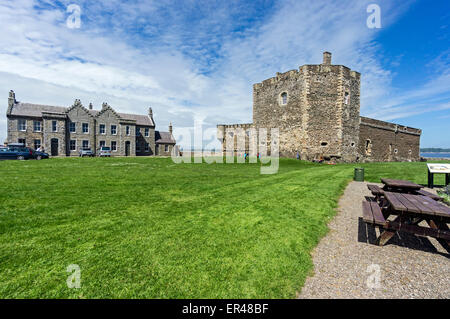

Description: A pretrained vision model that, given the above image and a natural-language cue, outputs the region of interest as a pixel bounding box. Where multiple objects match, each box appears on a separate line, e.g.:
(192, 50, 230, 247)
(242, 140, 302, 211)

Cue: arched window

(280, 92, 288, 105)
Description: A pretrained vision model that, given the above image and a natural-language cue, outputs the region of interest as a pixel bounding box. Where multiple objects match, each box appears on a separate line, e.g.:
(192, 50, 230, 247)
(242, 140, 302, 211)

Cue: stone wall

(156, 143, 174, 156)
(136, 125, 155, 156)
(66, 105, 96, 155)
(216, 52, 420, 163)
(7, 116, 44, 149)
(42, 114, 67, 156)
(253, 69, 306, 158)
(359, 117, 421, 162)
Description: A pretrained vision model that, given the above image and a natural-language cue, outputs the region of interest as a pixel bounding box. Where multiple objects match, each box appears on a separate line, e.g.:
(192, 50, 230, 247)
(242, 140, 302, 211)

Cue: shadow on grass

(357, 217, 450, 258)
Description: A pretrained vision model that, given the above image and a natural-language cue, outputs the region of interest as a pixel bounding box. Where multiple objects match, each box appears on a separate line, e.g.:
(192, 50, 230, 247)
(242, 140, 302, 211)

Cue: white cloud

(0, 0, 448, 148)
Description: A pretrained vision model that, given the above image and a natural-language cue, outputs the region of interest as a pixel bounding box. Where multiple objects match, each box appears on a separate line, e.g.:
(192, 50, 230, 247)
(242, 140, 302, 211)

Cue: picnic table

(363, 191, 450, 247)
(381, 178, 423, 191)
(377, 178, 442, 201)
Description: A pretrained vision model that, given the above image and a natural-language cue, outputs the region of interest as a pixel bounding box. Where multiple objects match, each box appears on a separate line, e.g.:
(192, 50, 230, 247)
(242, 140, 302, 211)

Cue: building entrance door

(51, 138, 58, 156)
(125, 141, 130, 156)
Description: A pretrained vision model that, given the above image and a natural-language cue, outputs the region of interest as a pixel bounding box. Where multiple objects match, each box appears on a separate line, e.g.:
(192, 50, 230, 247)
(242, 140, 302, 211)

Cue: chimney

(148, 107, 153, 119)
(323, 52, 332, 65)
(89, 103, 93, 110)
(169, 122, 173, 135)
(8, 90, 15, 107)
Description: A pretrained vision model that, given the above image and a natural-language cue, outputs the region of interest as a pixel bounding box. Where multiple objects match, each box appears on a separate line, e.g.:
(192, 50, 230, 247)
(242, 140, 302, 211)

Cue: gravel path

(297, 181, 450, 299)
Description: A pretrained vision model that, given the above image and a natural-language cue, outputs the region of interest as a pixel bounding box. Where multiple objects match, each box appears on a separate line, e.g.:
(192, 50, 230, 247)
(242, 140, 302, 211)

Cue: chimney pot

(89, 103, 93, 110)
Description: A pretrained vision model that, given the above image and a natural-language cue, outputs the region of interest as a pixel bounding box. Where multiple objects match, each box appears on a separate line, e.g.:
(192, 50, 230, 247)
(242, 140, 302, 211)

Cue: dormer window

(280, 92, 288, 105)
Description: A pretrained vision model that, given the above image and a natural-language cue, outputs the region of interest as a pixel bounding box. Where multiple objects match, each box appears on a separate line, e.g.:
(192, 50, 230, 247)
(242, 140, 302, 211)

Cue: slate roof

(10, 102, 66, 117)
(117, 112, 154, 126)
(155, 131, 176, 144)
(9, 102, 154, 126)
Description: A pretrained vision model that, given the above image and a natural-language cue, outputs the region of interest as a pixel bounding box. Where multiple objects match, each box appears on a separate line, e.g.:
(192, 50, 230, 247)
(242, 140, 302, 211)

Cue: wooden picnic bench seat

(362, 200, 386, 226)
(367, 184, 384, 197)
(415, 189, 443, 201)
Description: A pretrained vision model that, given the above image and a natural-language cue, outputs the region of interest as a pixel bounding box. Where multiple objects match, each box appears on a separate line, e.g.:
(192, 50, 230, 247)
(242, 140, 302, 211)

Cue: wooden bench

(367, 184, 384, 198)
(415, 189, 443, 201)
(362, 200, 386, 226)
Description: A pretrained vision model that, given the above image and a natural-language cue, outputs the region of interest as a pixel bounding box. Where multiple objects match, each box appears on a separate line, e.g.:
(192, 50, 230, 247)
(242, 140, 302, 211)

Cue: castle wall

(359, 117, 421, 162)
(216, 52, 421, 163)
(253, 69, 306, 157)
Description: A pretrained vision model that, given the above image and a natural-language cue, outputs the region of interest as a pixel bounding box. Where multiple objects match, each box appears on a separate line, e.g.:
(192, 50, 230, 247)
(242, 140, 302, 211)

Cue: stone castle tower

(218, 52, 421, 162)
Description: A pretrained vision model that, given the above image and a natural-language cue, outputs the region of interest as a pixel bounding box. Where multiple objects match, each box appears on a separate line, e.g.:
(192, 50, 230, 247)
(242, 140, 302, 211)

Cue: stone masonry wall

(66, 106, 96, 155)
(252, 69, 306, 158)
(359, 117, 421, 162)
(7, 116, 44, 149)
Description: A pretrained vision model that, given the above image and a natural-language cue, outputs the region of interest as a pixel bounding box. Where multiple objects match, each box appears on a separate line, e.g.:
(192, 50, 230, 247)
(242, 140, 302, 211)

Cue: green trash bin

(354, 167, 364, 182)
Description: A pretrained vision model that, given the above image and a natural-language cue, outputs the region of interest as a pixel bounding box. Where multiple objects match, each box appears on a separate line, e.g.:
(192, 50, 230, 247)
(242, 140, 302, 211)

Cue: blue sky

(0, 0, 449, 148)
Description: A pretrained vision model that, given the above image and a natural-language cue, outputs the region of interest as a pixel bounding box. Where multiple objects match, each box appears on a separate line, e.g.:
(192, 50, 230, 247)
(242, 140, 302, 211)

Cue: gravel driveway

(297, 181, 449, 299)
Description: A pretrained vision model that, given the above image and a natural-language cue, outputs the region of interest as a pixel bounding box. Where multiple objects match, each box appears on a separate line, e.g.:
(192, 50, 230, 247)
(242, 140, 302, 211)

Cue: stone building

(6, 91, 177, 156)
(217, 52, 421, 162)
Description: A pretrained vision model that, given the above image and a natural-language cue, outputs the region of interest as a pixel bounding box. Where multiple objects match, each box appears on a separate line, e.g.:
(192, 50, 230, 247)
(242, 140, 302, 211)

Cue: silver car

(98, 146, 112, 157)
(79, 148, 95, 157)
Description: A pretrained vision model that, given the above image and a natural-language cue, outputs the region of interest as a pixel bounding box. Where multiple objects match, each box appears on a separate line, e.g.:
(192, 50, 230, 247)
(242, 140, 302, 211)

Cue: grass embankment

(0, 157, 447, 298)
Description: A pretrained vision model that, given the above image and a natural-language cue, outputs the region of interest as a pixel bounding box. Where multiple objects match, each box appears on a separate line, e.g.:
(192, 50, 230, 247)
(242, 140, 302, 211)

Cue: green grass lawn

(0, 157, 447, 298)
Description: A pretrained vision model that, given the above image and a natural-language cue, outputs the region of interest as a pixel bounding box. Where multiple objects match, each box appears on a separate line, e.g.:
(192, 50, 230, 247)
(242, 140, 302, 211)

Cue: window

(82, 123, 89, 133)
(52, 120, 57, 132)
(394, 149, 398, 154)
(70, 140, 76, 151)
(18, 138, 26, 145)
(165, 144, 169, 152)
(344, 92, 350, 105)
(144, 128, 149, 137)
(99, 141, 106, 148)
(69, 122, 76, 133)
(365, 139, 372, 155)
(34, 139, 41, 150)
(18, 119, 26, 131)
(82, 140, 89, 149)
(33, 121, 42, 132)
(136, 143, 141, 152)
(99, 124, 105, 134)
(111, 125, 117, 135)
(320, 142, 328, 147)
(126, 126, 130, 136)
(111, 141, 117, 151)
(145, 143, 149, 152)
(136, 127, 141, 136)
(280, 92, 288, 105)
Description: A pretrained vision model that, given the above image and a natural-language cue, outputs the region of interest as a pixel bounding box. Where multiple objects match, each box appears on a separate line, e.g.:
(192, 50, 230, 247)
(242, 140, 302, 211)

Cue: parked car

(79, 148, 95, 157)
(98, 146, 112, 157)
(0, 145, 35, 160)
